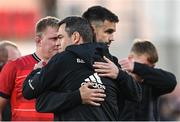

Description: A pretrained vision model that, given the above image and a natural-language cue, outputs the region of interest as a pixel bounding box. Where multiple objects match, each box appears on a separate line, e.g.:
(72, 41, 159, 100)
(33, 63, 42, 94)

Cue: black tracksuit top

(23, 43, 141, 121)
(120, 62, 177, 121)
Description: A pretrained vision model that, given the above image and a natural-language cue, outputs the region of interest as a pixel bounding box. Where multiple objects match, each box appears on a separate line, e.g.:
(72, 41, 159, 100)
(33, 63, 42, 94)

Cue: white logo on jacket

(28, 79, 35, 90)
(77, 58, 85, 63)
(81, 73, 106, 90)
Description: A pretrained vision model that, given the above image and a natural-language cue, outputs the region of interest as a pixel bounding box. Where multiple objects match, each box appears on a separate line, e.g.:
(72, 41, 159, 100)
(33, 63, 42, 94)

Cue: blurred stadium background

(0, 0, 180, 120)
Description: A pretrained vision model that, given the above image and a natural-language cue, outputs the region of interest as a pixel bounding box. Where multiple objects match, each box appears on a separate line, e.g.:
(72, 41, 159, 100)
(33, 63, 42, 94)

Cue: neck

(35, 51, 49, 63)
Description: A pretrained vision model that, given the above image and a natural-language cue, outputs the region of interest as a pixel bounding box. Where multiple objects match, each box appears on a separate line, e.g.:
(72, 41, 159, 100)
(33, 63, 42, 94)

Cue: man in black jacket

(117, 39, 177, 120)
(23, 16, 141, 120)
(83, 5, 142, 116)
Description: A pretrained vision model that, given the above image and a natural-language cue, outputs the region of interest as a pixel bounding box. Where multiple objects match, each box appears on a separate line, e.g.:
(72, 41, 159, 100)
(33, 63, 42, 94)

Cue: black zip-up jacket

(119, 62, 177, 121)
(23, 43, 141, 121)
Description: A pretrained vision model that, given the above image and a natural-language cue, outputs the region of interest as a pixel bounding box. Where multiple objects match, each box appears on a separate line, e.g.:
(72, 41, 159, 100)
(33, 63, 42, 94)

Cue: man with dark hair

(82, 5, 119, 46)
(0, 16, 60, 121)
(23, 6, 141, 121)
(83, 6, 141, 118)
(118, 39, 177, 120)
(23, 16, 130, 121)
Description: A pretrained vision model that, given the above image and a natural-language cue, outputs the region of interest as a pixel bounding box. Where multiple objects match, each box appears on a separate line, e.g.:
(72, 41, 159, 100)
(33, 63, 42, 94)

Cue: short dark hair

(131, 39, 159, 64)
(59, 16, 93, 43)
(82, 6, 119, 23)
(35, 16, 60, 36)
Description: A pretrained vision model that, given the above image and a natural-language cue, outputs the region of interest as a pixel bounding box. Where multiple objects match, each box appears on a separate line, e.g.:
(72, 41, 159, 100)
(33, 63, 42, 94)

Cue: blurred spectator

(118, 39, 177, 121)
(0, 44, 8, 71)
(0, 40, 21, 120)
(0, 41, 21, 62)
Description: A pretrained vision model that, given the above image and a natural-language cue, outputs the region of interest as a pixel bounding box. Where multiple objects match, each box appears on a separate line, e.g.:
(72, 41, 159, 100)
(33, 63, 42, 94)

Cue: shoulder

(16, 54, 35, 64)
(3, 60, 17, 70)
(49, 51, 75, 64)
(2, 54, 36, 72)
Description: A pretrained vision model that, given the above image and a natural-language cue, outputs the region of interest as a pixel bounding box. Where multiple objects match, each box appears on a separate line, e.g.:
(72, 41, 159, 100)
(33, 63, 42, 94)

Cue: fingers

(103, 56, 112, 63)
(81, 82, 106, 94)
(93, 56, 113, 71)
(98, 73, 111, 77)
(120, 64, 129, 71)
(92, 92, 106, 98)
(91, 97, 105, 102)
(89, 101, 101, 106)
(80, 84, 106, 106)
(83, 81, 93, 87)
(118, 58, 128, 65)
(91, 92, 106, 101)
(119, 58, 134, 72)
(88, 90, 106, 106)
(94, 68, 113, 78)
(89, 89, 106, 100)
(93, 88, 105, 93)
(94, 68, 109, 73)
(93, 58, 119, 79)
(93, 62, 109, 68)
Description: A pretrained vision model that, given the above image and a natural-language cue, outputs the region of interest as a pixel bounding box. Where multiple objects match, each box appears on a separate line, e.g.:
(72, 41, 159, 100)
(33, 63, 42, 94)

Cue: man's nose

(56, 39, 61, 46)
(109, 34, 114, 41)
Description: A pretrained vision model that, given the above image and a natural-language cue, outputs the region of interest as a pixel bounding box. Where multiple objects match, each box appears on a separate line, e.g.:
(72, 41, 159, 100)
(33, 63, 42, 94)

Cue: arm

(36, 82, 106, 113)
(0, 97, 8, 121)
(0, 61, 16, 120)
(23, 54, 65, 99)
(133, 62, 177, 95)
(22, 68, 43, 99)
(93, 56, 142, 102)
(119, 58, 177, 96)
(115, 69, 142, 102)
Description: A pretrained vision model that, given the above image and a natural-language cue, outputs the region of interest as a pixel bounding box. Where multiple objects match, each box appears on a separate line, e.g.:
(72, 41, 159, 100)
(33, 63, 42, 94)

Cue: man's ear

(35, 35, 42, 44)
(71, 32, 81, 44)
(91, 24, 96, 33)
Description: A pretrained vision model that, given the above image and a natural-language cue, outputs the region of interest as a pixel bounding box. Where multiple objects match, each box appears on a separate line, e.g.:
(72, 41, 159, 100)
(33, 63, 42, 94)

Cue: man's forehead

(46, 31, 58, 37)
(59, 23, 66, 30)
(58, 24, 66, 34)
(43, 26, 58, 34)
(103, 20, 116, 29)
(46, 26, 59, 31)
(91, 20, 116, 33)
